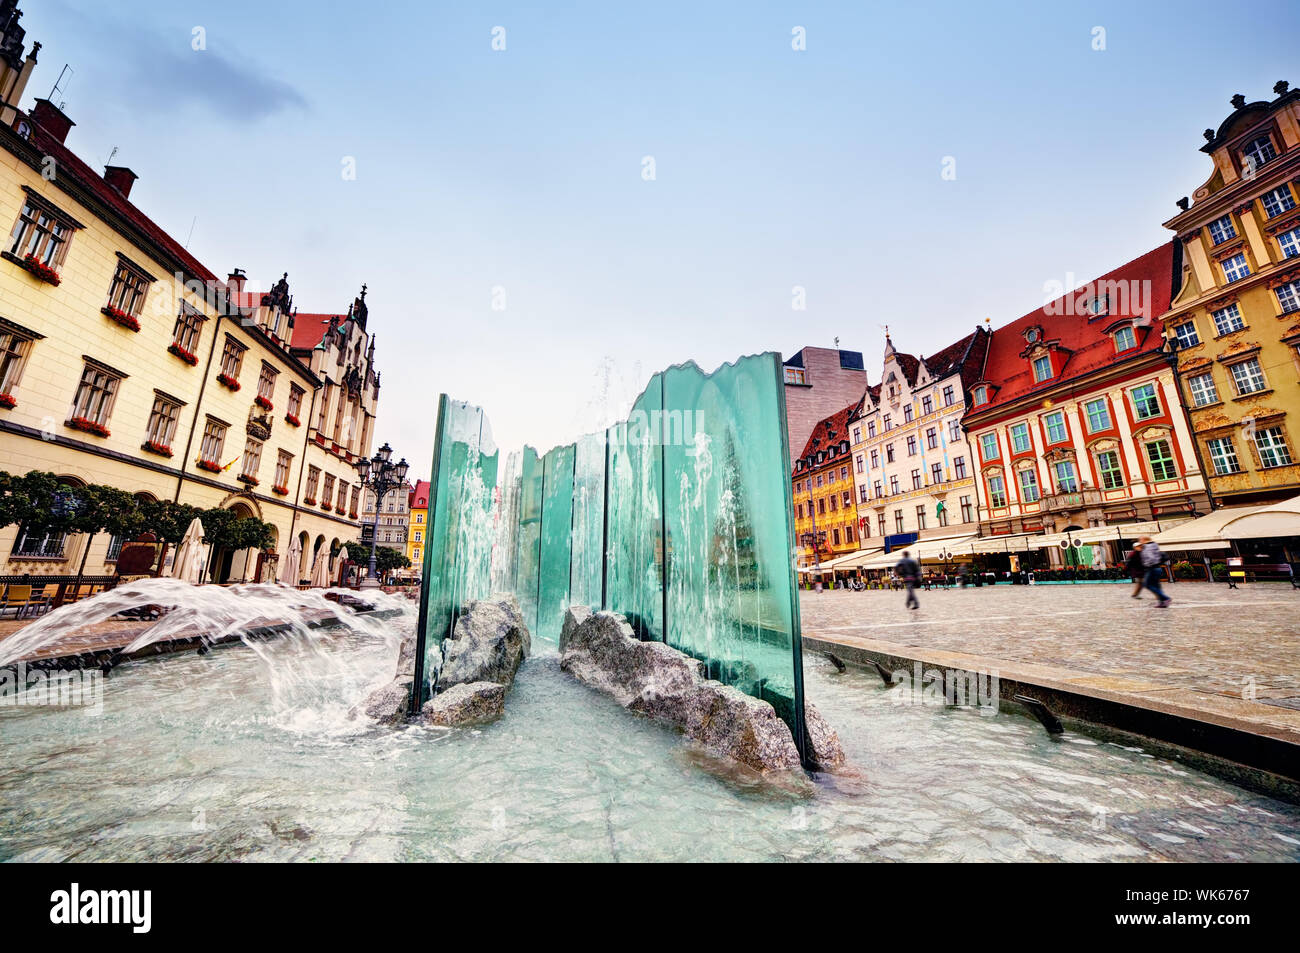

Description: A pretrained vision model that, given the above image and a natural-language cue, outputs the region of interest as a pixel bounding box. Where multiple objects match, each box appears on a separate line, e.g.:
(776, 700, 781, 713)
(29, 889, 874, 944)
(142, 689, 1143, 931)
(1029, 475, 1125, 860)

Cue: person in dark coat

(895, 550, 922, 610)
(1125, 543, 1145, 599)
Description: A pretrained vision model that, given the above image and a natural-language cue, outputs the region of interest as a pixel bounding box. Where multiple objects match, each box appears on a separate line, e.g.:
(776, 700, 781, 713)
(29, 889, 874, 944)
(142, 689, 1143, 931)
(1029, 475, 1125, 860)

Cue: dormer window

(1113, 325, 1137, 352)
(1207, 214, 1237, 246)
(1085, 295, 1109, 317)
(1025, 328, 1040, 344)
(1242, 134, 1278, 173)
(1032, 355, 1053, 382)
(972, 385, 988, 406)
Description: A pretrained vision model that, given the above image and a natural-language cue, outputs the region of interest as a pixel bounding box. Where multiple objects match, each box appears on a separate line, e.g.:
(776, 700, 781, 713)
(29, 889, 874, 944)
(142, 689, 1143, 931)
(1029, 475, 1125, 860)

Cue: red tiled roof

(795, 395, 865, 467)
(971, 242, 1177, 415)
(409, 480, 431, 509)
(290, 311, 342, 350)
(26, 119, 218, 283)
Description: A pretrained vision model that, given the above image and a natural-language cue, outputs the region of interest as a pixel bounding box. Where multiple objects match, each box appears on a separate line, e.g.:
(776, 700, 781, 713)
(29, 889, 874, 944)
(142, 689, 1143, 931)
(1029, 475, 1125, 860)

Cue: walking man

(896, 550, 922, 610)
(1138, 535, 1172, 608)
(1125, 542, 1145, 599)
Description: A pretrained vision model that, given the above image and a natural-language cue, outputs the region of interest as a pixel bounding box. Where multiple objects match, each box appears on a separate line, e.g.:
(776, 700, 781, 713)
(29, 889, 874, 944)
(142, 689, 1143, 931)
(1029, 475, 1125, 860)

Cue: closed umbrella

(278, 536, 302, 586)
(336, 546, 349, 586)
(308, 548, 331, 588)
(168, 518, 206, 584)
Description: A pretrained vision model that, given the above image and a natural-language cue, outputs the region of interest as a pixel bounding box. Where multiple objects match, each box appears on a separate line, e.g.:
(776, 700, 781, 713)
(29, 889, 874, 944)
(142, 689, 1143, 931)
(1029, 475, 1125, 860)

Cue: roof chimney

(227, 268, 247, 295)
(30, 98, 73, 144)
(103, 165, 138, 199)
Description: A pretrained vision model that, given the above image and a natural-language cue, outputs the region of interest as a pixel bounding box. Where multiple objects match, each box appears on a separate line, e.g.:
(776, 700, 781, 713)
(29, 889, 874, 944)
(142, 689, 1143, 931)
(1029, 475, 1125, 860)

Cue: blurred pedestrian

(1138, 535, 1171, 608)
(896, 550, 922, 610)
(1125, 542, 1145, 599)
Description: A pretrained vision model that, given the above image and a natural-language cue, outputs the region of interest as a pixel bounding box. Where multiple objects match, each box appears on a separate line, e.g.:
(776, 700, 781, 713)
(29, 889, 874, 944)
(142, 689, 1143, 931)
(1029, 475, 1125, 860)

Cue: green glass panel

(415, 395, 500, 706)
(515, 446, 543, 636)
(536, 443, 576, 643)
(569, 432, 606, 609)
(604, 374, 663, 641)
(661, 354, 804, 753)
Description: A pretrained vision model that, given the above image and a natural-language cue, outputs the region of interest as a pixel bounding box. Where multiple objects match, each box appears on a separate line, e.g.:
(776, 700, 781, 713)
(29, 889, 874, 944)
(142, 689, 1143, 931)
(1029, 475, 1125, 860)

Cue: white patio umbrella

(308, 548, 331, 588)
(168, 517, 207, 584)
(336, 546, 349, 586)
(278, 535, 302, 586)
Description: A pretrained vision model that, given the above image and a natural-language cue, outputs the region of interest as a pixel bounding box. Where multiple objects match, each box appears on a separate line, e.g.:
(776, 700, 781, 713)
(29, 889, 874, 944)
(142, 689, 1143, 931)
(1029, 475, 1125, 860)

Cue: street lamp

(354, 443, 409, 589)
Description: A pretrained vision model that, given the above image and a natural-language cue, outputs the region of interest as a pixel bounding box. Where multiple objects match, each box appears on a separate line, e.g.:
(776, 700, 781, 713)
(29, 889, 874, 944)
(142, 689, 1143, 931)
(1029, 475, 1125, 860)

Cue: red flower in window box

(67, 416, 110, 438)
(348, 510, 358, 520)
(196, 458, 223, 473)
(216, 372, 240, 391)
(168, 342, 199, 366)
(303, 497, 317, 506)
(254, 395, 273, 411)
(21, 254, 61, 286)
(141, 439, 173, 457)
(272, 484, 289, 496)
(284, 413, 301, 427)
(237, 473, 259, 487)
(102, 305, 140, 332)
(0, 393, 15, 409)
(321, 502, 332, 512)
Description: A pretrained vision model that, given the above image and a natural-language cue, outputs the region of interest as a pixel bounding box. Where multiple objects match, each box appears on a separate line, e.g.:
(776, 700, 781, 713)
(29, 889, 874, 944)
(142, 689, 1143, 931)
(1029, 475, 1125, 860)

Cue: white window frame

(1188, 372, 1218, 407)
(1228, 358, 1267, 396)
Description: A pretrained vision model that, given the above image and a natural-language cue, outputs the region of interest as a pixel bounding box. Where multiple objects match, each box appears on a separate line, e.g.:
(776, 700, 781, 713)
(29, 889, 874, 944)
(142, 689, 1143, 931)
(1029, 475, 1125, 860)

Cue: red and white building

(963, 242, 1209, 567)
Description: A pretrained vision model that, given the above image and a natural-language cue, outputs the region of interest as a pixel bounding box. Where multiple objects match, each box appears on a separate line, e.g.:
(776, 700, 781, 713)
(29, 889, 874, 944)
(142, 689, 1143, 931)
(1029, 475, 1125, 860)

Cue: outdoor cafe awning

(1154, 493, 1300, 549)
(966, 532, 1045, 554)
(822, 547, 884, 570)
(858, 534, 978, 569)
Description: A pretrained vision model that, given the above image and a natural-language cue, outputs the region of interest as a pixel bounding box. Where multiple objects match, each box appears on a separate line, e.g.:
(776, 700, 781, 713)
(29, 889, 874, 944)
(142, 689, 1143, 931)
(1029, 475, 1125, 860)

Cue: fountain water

(412, 353, 808, 756)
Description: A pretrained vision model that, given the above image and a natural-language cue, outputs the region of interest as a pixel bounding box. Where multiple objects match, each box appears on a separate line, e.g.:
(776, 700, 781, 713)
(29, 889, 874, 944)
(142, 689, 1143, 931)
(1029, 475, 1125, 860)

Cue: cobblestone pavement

(0, 618, 155, 661)
(799, 582, 1300, 735)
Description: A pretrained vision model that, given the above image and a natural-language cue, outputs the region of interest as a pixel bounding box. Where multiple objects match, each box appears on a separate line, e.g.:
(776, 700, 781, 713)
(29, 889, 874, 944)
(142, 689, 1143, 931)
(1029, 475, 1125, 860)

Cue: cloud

(115, 27, 308, 120)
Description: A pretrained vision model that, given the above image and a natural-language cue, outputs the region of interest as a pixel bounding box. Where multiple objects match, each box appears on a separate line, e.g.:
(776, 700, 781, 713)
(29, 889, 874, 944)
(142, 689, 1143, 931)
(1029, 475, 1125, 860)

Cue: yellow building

(0, 14, 381, 584)
(406, 479, 430, 578)
(1163, 83, 1300, 507)
(791, 399, 864, 578)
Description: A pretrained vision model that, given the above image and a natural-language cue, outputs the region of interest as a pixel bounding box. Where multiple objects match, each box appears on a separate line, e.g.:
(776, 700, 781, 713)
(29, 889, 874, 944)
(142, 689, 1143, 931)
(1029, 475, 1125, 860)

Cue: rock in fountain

(559, 607, 845, 773)
(356, 594, 529, 728)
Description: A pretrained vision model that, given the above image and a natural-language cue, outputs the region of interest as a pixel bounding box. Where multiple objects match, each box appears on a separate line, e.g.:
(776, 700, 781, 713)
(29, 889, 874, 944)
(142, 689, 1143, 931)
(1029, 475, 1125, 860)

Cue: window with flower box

(337, 479, 349, 513)
(143, 391, 183, 455)
(0, 323, 37, 403)
(104, 256, 153, 331)
(240, 438, 263, 484)
(304, 466, 320, 503)
(198, 417, 228, 470)
(218, 335, 246, 388)
(68, 360, 123, 435)
(274, 450, 292, 493)
(321, 473, 336, 509)
(350, 486, 360, 517)
(286, 383, 304, 426)
(7, 191, 80, 276)
(255, 363, 277, 410)
(169, 302, 205, 364)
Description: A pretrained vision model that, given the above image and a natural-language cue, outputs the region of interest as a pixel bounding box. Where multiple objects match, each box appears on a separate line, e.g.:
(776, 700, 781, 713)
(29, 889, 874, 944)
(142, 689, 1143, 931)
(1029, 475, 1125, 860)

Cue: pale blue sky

(19, 0, 1300, 469)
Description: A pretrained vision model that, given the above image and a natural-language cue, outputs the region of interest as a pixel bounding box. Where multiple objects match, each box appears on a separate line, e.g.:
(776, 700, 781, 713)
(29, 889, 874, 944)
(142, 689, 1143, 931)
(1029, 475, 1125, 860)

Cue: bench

(1226, 562, 1298, 589)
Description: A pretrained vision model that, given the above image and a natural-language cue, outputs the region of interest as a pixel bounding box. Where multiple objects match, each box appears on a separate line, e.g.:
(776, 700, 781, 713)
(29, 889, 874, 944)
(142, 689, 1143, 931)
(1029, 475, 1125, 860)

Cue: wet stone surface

(799, 583, 1300, 702)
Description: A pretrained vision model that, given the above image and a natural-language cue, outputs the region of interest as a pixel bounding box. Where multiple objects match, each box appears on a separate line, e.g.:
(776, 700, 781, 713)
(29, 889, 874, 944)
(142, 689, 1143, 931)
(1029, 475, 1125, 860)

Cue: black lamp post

(354, 442, 409, 589)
